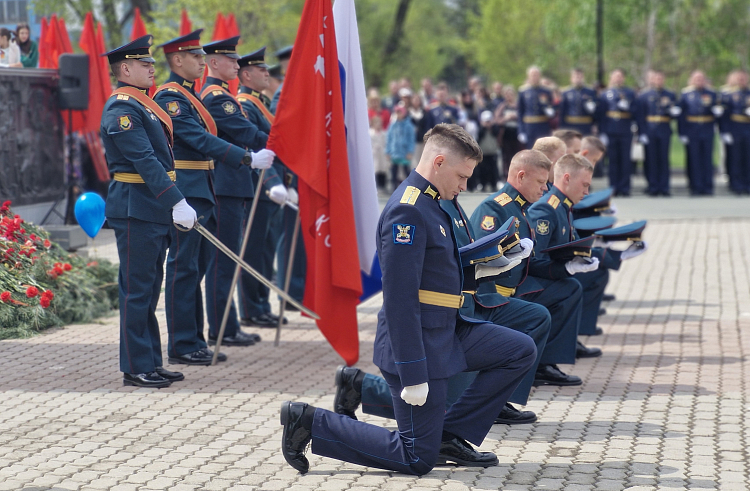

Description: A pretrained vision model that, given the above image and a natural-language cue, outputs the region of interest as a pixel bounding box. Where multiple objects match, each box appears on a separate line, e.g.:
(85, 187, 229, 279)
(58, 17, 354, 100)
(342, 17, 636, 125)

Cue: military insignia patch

(223, 101, 237, 114)
(118, 115, 132, 131)
(537, 220, 550, 235)
(539, 94, 548, 104)
(166, 101, 181, 116)
(440, 225, 446, 237)
(494, 193, 512, 206)
(701, 94, 712, 106)
(393, 224, 414, 245)
(481, 216, 495, 231)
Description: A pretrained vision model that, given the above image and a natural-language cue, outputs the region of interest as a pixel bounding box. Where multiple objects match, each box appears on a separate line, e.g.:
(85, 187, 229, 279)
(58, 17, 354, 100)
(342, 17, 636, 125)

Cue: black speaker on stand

(42, 54, 90, 225)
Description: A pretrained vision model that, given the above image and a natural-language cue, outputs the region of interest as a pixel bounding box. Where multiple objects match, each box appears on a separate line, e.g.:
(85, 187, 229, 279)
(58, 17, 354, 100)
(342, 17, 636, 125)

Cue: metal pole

(274, 207, 302, 347)
(596, 0, 604, 88)
(212, 169, 266, 365)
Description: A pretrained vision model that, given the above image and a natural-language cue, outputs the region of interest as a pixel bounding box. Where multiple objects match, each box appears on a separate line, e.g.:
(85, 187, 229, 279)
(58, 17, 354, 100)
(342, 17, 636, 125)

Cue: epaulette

(681, 85, 695, 94)
(115, 94, 131, 101)
(399, 186, 420, 205)
(166, 88, 179, 92)
(428, 101, 440, 110)
(519, 83, 530, 91)
(494, 193, 512, 206)
(722, 85, 738, 94)
(547, 195, 560, 209)
(212, 90, 223, 96)
(561, 85, 572, 92)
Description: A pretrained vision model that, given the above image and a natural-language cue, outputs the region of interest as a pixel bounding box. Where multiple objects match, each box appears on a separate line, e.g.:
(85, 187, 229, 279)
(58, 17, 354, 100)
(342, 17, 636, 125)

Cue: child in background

(386, 102, 415, 191)
(370, 115, 389, 193)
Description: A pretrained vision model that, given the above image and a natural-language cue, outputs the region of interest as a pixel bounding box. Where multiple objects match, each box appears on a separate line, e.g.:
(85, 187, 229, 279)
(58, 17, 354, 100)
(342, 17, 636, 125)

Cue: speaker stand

(42, 110, 80, 225)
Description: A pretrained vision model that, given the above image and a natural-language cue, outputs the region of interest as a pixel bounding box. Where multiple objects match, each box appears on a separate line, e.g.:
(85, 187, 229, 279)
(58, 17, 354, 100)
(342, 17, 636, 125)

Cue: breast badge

(536, 220, 550, 235)
(481, 216, 495, 231)
(393, 224, 415, 245)
(440, 225, 446, 237)
(118, 115, 132, 131)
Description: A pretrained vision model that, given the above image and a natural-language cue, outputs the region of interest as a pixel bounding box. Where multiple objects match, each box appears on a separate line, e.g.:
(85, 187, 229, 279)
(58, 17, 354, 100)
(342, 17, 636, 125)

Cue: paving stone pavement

(2, 179, 750, 490)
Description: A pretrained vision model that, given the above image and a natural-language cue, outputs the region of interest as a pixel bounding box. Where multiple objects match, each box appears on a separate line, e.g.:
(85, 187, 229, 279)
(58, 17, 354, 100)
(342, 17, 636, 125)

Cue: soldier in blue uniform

(559, 68, 597, 135)
(199, 36, 279, 346)
(280, 124, 537, 475)
(153, 30, 255, 366)
(424, 82, 460, 129)
(270, 45, 292, 113)
(678, 70, 722, 195)
(635, 69, 681, 196)
(102, 35, 196, 388)
(719, 70, 750, 194)
(517, 66, 555, 148)
(235, 47, 292, 327)
(597, 69, 636, 196)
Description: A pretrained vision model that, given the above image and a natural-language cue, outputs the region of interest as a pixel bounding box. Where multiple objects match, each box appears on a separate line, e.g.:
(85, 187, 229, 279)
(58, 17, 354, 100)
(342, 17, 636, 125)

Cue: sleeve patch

(118, 115, 133, 131)
(222, 101, 237, 114)
(166, 101, 181, 116)
(536, 219, 550, 235)
(393, 223, 415, 245)
(481, 216, 496, 231)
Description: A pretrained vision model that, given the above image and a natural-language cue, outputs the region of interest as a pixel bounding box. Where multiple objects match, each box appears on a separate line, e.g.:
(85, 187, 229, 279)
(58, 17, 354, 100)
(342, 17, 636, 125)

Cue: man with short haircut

(597, 69, 636, 196)
(553, 129, 583, 155)
(559, 68, 597, 135)
(581, 136, 606, 166)
(0, 28, 20, 67)
(718, 70, 750, 195)
(280, 124, 536, 475)
(518, 66, 555, 147)
(532, 136, 567, 185)
(425, 82, 460, 129)
(270, 45, 292, 113)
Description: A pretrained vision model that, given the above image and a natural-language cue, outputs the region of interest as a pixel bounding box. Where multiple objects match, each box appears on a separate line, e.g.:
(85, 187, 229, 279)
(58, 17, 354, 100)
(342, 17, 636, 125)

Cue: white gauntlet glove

(401, 383, 429, 406)
(669, 105, 682, 117)
(565, 256, 600, 275)
(518, 133, 528, 144)
(680, 136, 689, 145)
(721, 133, 734, 145)
(621, 241, 648, 260)
(475, 256, 523, 279)
(246, 148, 275, 170)
(172, 199, 197, 230)
(599, 133, 609, 147)
(584, 100, 597, 114)
(287, 187, 299, 205)
(544, 106, 556, 118)
(268, 184, 288, 205)
(617, 99, 630, 111)
(638, 134, 649, 145)
(711, 105, 724, 117)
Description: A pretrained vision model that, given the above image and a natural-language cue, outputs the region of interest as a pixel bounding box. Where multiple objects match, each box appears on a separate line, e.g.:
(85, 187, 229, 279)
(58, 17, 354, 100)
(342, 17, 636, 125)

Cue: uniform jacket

(154, 72, 247, 203)
(636, 88, 677, 138)
(719, 86, 750, 136)
(425, 103, 459, 129)
(678, 85, 718, 140)
(517, 84, 554, 136)
(597, 86, 636, 136)
(102, 82, 184, 224)
(559, 85, 597, 131)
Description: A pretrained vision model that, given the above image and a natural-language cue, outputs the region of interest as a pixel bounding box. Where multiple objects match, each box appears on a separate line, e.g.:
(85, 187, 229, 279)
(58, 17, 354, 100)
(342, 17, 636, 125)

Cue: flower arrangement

(0, 201, 118, 339)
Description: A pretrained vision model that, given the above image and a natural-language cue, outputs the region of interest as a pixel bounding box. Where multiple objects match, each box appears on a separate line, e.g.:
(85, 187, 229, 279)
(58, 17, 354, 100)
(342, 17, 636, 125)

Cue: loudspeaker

(59, 54, 89, 110)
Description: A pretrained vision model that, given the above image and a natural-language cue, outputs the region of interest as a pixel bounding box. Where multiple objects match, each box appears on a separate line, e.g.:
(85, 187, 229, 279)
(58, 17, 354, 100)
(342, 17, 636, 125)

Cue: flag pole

(274, 207, 302, 347)
(212, 169, 265, 365)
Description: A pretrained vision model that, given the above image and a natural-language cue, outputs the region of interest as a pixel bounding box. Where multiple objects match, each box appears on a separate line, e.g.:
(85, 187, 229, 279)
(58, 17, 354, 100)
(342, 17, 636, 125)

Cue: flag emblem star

(314, 55, 325, 78)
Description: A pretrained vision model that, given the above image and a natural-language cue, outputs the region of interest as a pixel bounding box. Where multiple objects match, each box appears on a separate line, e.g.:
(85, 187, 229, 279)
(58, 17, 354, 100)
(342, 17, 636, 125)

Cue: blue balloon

(74, 192, 106, 238)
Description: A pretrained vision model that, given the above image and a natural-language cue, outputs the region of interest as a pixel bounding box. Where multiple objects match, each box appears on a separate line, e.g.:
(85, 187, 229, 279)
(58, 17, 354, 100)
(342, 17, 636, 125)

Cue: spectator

(370, 115, 389, 192)
(477, 109, 502, 192)
(408, 93, 428, 168)
(420, 77, 435, 105)
(367, 90, 391, 130)
(385, 102, 415, 190)
(490, 81, 505, 109)
(382, 80, 400, 110)
(15, 23, 38, 68)
(497, 86, 524, 178)
(0, 28, 21, 68)
(459, 89, 480, 190)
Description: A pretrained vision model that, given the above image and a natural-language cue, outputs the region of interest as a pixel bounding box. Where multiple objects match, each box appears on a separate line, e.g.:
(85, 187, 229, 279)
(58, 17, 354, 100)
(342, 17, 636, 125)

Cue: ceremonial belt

(523, 115, 549, 123)
(418, 290, 464, 309)
(606, 111, 631, 119)
(730, 114, 750, 123)
(686, 115, 713, 123)
(647, 115, 670, 123)
(113, 171, 177, 183)
(111, 86, 174, 146)
(564, 116, 593, 124)
(237, 92, 275, 123)
(201, 84, 248, 118)
(155, 82, 218, 136)
(495, 285, 516, 297)
(174, 160, 214, 170)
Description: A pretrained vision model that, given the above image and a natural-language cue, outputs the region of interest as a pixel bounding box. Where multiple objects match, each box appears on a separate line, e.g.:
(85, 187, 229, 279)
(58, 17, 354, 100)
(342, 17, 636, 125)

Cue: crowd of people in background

(0, 24, 39, 68)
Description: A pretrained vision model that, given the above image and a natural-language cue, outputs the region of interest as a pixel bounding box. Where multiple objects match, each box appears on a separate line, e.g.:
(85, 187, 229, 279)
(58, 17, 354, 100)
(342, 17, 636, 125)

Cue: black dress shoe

(243, 313, 279, 328)
(576, 341, 602, 359)
(265, 312, 288, 325)
(602, 293, 616, 302)
(208, 330, 256, 346)
(240, 318, 272, 336)
(123, 372, 171, 388)
(437, 432, 498, 467)
(598, 307, 607, 316)
(586, 327, 604, 336)
(200, 348, 228, 362)
(533, 364, 582, 387)
(155, 366, 184, 382)
(168, 350, 213, 366)
(495, 403, 537, 425)
(280, 401, 312, 474)
(333, 365, 362, 419)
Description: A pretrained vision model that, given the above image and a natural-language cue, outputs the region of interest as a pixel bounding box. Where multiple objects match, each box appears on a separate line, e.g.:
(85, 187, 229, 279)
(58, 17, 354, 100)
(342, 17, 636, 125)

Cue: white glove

(680, 136, 689, 145)
(401, 382, 429, 406)
(711, 105, 724, 117)
(721, 133, 734, 145)
(172, 199, 197, 230)
(518, 133, 528, 144)
(544, 106, 555, 118)
(517, 238, 534, 259)
(249, 148, 275, 170)
(599, 133, 609, 147)
(593, 238, 608, 249)
(617, 99, 630, 111)
(602, 202, 617, 215)
(565, 256, 600, 275)
(745, 107, 750, 117)
(669, 106, 682, 117)
(268, 184, 288, 205)
(475, 257, 523, 279)
(621, 241, 647, 260)
(584, 100, 597, 114)
(638, 134, 650, 145)
(287, 187, 299, 205)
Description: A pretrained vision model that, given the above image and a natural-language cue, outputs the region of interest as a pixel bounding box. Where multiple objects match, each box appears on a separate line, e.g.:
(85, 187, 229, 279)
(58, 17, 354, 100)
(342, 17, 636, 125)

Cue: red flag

(57, 18, 74, 53)
(96, 22, 111, 99)
(211, 13, 228, 40)
(224, 13, 240, 95)
(79, 12, 105, 133)
(179, 9, 192, 36)
(38, 17, 50, 68)
(131, 7, 147, 40)
(43, 15, 61, 69)
(267, 0, 362, 365)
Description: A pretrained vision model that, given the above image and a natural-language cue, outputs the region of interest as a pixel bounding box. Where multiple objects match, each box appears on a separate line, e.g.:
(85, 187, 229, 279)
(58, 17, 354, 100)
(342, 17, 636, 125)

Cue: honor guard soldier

(597, 69, 636, 196)
(718, 70, 750, 194)
(235, 47, 292, 327)
(280, 124, 536, 475)
(102, 35, 196, 388)
(678, 70, 722, 195)
(635, 69, 680, 196)
(199, 36, 279, 346)
(719, 71, 740, 190)
(559, 68, 597, 135)
(153, 30, 256, 366)
(270, 45, 292, 113)
(517, 66, 555, 148)
(425, 82, 460, 129)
